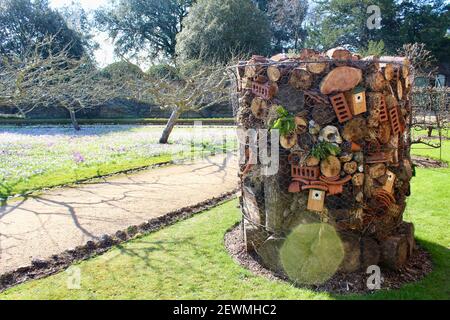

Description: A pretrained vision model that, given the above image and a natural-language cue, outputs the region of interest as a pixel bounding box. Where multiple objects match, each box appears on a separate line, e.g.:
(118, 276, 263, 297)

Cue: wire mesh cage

(227, 51, 418, 280)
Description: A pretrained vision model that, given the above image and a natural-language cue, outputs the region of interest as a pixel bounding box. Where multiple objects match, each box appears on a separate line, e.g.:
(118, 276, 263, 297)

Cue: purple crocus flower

(73, 152, 85, 164)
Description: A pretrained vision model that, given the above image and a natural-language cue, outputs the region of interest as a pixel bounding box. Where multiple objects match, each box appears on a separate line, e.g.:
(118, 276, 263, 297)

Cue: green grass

(0, 131, 448, 300)
(0, 118, 235, 126)
(1, 174, 449, 300)
(0, 154, 172, 200)
(0, 125, 237, 199)
(0, 146, 234, 200)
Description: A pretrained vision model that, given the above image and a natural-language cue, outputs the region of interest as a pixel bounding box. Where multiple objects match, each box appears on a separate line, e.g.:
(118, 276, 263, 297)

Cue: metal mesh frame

(228, 58, 416, 244)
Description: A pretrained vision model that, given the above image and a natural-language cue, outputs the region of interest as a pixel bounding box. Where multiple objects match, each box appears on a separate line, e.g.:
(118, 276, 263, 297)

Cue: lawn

(1, 169, 448, 299)
(0, 125, 236, 199)
(0, 130, 448, 300)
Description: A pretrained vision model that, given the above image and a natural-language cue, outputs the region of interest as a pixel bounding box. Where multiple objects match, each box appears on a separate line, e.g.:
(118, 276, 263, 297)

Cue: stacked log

(236, 49, 415, 275)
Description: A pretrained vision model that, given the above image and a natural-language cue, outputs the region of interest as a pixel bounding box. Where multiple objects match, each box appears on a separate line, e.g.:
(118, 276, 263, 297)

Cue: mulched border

(412, 155, 448, 168)
(224, 224, 433, 295)
(0, 190, 238, 293)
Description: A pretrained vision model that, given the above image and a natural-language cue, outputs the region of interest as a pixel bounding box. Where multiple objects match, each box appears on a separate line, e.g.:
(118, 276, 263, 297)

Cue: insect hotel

(234, 48, 416, 277)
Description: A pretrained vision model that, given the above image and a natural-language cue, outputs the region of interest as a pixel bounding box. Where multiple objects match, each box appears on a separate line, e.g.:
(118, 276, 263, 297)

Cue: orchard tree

(175, 0, 272, 63)
(0, 37, 119, 130)
(95, 0, 194, 59)
(145, 64, 229, 144)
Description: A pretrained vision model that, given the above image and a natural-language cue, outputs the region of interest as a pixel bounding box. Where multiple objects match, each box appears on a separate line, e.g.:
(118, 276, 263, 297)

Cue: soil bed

(412, 155, 448, 168)
(225, 224, 433, 295)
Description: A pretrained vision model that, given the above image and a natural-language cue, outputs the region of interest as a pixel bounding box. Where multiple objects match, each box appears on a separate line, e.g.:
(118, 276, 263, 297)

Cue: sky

(49, 0, 117, 68)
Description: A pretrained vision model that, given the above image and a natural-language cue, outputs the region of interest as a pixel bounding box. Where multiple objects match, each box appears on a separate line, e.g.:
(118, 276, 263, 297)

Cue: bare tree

(0, 37, 120, 129)
(126, 63, 230, 144)
(400, 43, 447, 142)
(399, 43, 436, 77)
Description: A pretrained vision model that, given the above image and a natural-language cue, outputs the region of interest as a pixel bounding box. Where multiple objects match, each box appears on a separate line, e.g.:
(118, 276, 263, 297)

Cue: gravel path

(0, 154, 238, 275)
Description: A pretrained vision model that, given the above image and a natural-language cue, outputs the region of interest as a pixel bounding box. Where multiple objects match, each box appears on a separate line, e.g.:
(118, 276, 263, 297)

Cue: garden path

(0, 153, 238, 274)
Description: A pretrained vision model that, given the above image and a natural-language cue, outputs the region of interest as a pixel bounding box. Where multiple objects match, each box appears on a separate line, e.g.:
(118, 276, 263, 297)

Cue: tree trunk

(427, 127, 433, 137)
(69, 109, 80, 131)
(159, 107, 181, 144)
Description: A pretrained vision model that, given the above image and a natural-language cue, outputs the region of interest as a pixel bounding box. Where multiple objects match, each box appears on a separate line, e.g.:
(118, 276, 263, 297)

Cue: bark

(69, 109, 80, 131)
(381, 236, 409, 269)
(365, 71, 387, 92)
(339, 234, 361, 273)
(265, 175, 286, 233)
(159, 107, 181, 144)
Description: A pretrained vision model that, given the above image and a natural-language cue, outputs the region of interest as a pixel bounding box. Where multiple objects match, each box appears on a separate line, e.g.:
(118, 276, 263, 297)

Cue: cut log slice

(267, 65, 291, 82)
(366, 71, 387, 92)
(267, 65, 282, 82)
(326, 47, 352, 61)
(305, 156, 320, 167)
(320, 156, 342, 178)
(383, 64, 396, 81)
(294, 116, 308, 134)
(306, 56, 328, 74)
(289, 68, 313, 90)
(270, 53, 289, 62)
(320, 67, 363, 95)
(369, 163, 386, 179)
(245, 65, 259, 78)
(280, 133, 298, 149)
(344, 161, 358, 175)
(298, 48, 319, 60)
(251, 97, 268, 119)
(379, 56, 410, 79)
(244, 56, 268, 78)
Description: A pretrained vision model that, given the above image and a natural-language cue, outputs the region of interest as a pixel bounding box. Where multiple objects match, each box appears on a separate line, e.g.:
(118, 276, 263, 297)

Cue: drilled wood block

(330, 93, 353, 123)
(345, 88, 367, 116)
(307, 189, 326, 212)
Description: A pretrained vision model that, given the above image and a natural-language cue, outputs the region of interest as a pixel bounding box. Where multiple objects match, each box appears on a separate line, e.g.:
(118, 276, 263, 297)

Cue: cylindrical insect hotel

(233, 49, 416, 284)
